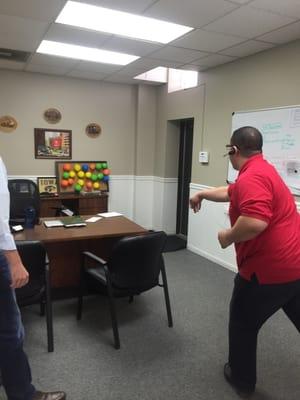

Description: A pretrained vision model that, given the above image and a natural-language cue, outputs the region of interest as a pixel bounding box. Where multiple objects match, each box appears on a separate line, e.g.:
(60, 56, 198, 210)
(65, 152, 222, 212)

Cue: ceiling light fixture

(134, 67, 168, 83)
(56, 1, 193, 44)
(36, 40, 139, 65)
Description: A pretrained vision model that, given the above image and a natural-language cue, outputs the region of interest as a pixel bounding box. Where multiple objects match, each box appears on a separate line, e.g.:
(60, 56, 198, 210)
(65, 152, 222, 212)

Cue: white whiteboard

(228, 105, 300, 195)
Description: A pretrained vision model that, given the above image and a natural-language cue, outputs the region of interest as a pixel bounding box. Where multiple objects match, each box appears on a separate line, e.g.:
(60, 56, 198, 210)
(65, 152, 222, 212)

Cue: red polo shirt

(228, 154, 300, 284)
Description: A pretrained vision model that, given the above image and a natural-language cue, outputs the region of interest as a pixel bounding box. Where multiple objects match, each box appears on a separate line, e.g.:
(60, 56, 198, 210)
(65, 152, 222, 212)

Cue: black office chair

(8, 179, 40, 225)
(77, 231, 173, 349)
(15, 241, 54, 352)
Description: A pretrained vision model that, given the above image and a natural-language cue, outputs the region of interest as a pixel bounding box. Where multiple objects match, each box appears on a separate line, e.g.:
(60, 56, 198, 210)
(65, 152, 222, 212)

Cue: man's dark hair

(231, 126, 263, 157)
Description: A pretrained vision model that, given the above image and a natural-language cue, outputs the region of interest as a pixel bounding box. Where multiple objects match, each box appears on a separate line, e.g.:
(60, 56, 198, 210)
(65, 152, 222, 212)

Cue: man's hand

(190, 193, 202, 213)
(218, 229, 233, 249)
(10, 261, 29, 288)
(4, 250, 29, 288)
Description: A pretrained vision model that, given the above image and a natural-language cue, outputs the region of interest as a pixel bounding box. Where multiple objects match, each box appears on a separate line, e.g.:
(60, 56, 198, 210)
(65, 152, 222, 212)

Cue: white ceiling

(0, 0, 299, 84)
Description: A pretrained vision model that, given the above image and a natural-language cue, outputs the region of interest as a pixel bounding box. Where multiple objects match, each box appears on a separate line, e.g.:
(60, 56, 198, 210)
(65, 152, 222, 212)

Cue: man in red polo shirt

(190, 126, 300, 397)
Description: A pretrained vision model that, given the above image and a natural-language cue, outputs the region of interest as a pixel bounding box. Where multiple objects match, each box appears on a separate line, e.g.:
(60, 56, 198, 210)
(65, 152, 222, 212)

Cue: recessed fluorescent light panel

(168, 68, 198, 93)
(56, 1, 193, 44)
(134, 67, 168, 83)
(37, 40, 139, 65)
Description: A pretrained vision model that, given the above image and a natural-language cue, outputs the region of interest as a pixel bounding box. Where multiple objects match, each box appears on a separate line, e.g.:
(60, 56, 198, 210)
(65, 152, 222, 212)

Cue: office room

(0, 1, 299, 400)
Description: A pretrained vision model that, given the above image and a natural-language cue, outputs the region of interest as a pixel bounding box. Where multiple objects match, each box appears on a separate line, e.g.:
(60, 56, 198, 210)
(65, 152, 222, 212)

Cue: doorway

(176, 118, 194, 237)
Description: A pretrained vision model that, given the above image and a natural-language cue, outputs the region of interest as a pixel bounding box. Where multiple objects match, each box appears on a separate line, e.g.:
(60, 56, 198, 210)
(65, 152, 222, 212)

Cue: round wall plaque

(43, 108, 62, 124)
(0, 115, 18, 132)
(86, 123, 102, 138)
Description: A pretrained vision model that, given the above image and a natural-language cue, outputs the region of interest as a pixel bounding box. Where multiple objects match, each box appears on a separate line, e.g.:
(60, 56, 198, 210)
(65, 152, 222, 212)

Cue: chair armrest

(82, 251, 107, 266)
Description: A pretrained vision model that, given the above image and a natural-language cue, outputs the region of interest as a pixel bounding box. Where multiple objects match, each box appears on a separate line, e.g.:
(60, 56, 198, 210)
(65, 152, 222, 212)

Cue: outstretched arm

(190, 186, 229, 213)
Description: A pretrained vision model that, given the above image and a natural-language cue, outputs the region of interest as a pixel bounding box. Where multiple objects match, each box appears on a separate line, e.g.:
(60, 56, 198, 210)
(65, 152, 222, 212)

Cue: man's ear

(228, 145, 238, 156)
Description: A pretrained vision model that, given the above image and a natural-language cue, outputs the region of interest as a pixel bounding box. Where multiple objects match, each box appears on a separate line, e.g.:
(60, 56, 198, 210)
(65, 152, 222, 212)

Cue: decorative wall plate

(86, 123, 101, 138)
(43, 108, 62, 124)
(0, 115, 18, 132)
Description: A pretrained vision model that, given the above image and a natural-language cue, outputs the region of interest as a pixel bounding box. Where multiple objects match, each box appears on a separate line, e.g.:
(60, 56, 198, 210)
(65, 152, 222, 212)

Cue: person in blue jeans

(0, 156, 66, 400)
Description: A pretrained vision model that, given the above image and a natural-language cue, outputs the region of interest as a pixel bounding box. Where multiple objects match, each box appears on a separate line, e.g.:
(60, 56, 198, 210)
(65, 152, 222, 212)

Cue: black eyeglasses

(223, 144, 238, 157)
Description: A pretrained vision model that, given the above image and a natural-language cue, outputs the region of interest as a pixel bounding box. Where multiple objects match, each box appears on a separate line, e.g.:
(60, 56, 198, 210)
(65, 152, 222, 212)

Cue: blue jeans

(0, 251, 36, 400)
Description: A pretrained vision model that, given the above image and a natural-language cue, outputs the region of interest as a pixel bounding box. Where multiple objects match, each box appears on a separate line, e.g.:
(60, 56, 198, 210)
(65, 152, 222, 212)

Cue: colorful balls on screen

(85, 171, 92, 179)
(103, 175, 109, 182)
(75, 183, 82, 192)
(97, 173, 104, 180)
(61, 179, 68, 188)
(74, 163, 81, 172)
(69, 170, 76, 178)
(103, 168, 110, 175)
(86, 181, 93, 190)
(63, 163, 71, 171)
(62, 171, 69, 179)
(82, 164, 89, 172)
(96, 163, 102, 170)
(68, 178, 74, 186)
(91, 174, 98, 181)
(77, 170, 84, 178)
(102, 162, 107, 169)
(89, 163, 96, 170)
(78, 179, 84, 186)
(93, 182, 100, 189)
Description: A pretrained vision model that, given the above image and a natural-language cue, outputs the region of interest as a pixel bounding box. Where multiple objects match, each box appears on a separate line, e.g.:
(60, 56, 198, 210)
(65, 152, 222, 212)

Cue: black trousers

(228, 273, 300, 388)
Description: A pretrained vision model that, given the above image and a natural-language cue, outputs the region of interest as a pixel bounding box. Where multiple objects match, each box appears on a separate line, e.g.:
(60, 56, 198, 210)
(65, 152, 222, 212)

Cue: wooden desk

(40, 193, 108, 217)
(14, 216, 147, 289)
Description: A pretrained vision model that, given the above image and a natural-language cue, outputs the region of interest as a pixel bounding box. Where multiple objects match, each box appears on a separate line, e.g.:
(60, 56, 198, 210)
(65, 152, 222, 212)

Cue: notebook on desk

(60, 216, 87, 228)
(44, 216, 87, 228)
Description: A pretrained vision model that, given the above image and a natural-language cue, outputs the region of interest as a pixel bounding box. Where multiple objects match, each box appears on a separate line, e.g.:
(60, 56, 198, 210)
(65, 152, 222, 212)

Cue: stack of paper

(97, 212, 123, 217)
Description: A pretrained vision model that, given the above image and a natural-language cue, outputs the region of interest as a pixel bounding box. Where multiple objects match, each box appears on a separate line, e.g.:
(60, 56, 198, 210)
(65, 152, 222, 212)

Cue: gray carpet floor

(1, 250, 299, 400)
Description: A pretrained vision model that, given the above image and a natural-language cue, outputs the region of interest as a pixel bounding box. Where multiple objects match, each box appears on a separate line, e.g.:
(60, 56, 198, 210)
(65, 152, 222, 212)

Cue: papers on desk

(44, 217, 87, 228)
(97, 212, 123, 218)
(44, 220, 64, 228)
(85, 216, 102, 223)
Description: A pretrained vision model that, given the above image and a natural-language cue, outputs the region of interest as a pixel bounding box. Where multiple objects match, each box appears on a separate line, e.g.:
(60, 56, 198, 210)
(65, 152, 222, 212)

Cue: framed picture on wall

(37, 177, 58, 196)
(34, 128, 72, 159)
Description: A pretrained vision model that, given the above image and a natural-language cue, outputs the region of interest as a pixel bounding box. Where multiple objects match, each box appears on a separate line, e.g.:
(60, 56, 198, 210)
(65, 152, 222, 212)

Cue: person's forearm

(3, 249, 22, 266)
(227, 216, 268, 243)
(199, 186, 229, 202)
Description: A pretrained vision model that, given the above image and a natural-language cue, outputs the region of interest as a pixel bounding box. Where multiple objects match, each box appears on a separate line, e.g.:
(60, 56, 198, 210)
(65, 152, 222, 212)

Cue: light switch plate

(199, 151, 209, 163)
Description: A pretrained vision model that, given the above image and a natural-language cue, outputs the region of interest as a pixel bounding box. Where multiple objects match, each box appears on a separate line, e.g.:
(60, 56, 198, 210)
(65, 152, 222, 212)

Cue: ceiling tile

(203, 5, 296, 38)
(0, 59, 25, 70)
(74, 60, 123, 73)
(144, 0, 239, 28)
(25, 63, 71, 75)
(126, 57, 181, 71)
(257, 21, 300, 44)
(45, 23, 111, 47)
(191, 54, 237, 68)
(0, 0, 65, 22)
(149, 46, 208, 63)
(219, 39, 274, 57)
(172, 29, 245, 52)
(227, 0, 252, 3)
(102, 36, 163, 57)
(250, 0, 300, 19)
(67, 69, 108, 80)
(74, 0, 155, 14)
(104, 75, 140, 84)
(0, 14, 49, 51)
(29, 53, 79, 68)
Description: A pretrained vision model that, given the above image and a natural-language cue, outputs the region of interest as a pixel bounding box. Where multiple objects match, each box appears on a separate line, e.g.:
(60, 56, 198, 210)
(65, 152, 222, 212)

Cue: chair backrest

(108, 231, 167, 292)
(8, 179, 40, 225)
(15, 240, 46, 303)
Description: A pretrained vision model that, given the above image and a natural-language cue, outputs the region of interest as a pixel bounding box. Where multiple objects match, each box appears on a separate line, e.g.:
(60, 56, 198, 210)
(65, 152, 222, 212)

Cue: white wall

(188, 184, 237, 273)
